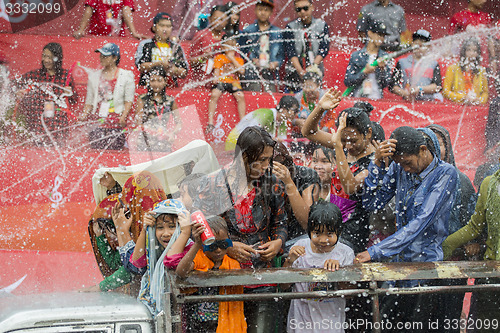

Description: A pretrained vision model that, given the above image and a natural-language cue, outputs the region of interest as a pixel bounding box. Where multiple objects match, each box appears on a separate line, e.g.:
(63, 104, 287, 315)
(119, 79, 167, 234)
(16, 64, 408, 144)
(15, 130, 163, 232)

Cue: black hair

(389, 126, 426, 156)
(235, 126, 276, 169)
(420, 132, 437, 157)
(353, 101, 374, 116)
(303, 71, 322, 85)
(312, 143, 336, 164)
(206, 215, 228, 234)
(177, 173, 205, 200)
(459, 37, 481, 75)
(273, 141, 294, 175)
(307, 201, 343, 238)
(211, 4, 226, 16)
(145, 65, 167, 96)
(277, 95, 299, 112)
(335, 107, 372, 136)
(371, 122, 385, 142)
(42, 42, 63, 76)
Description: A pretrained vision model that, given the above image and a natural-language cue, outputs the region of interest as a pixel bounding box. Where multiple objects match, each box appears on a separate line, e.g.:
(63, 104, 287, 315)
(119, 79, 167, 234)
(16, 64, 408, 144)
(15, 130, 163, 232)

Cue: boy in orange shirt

(207, 33, 246, 134)
(176, 215, 247, 333)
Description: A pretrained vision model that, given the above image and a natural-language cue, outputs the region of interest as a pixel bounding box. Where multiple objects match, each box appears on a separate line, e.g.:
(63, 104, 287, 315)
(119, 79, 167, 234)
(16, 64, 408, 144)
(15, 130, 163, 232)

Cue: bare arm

(171, 100, 182, 136)
(301, 88, 342, 148)
(175, 223, 204, 278)
(331, 113, 371, 195)
(166, 211, 191, 256)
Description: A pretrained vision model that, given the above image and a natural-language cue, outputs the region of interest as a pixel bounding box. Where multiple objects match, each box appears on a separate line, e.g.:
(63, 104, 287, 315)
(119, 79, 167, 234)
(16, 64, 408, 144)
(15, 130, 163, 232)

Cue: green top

(442, 170, 500, 261)
(96, 235, 132, 291)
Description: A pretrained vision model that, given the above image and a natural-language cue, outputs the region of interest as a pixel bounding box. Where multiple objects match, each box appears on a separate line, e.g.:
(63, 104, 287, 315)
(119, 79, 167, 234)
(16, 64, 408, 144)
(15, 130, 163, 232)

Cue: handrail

(166, 261, 500, 333)
(173, 261, 500, 289)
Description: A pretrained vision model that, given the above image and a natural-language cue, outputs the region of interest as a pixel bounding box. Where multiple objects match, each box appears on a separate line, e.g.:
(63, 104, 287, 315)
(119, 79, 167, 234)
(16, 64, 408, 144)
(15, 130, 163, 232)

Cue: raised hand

(317, 88, 342, 111)
(372, 139, 397, 168)
(331, 112, 347, 148)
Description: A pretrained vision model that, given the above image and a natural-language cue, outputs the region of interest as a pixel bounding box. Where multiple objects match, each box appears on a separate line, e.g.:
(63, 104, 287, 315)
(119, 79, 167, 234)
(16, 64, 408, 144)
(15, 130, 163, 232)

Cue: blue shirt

(239, 21, 283, 66)
(363, 156, 458, 263)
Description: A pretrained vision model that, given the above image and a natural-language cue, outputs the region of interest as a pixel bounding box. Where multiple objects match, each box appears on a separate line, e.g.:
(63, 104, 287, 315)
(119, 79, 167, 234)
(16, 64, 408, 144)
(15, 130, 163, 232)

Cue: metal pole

(369, 281, 381, 333)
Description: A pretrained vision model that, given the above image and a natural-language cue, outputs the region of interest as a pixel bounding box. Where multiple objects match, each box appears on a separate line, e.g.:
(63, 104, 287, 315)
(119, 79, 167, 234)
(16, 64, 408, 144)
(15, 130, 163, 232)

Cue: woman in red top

(17, 42, 78, 147)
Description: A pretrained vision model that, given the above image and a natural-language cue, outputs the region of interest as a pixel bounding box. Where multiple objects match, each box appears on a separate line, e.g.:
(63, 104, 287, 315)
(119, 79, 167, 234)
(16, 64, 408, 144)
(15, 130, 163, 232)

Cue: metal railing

(165, 260, 500, 333)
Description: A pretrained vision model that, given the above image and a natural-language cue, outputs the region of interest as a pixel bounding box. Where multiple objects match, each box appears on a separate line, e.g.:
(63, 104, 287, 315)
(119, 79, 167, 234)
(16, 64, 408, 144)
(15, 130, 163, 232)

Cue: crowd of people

(7, 0, 500, 332)
(9, 0, 500, 150)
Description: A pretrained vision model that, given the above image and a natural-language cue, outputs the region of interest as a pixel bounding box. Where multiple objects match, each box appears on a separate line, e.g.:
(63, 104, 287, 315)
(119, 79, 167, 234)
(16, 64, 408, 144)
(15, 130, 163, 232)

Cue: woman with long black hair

(192, 126, 287, 333)
(17, 42, 78, 146)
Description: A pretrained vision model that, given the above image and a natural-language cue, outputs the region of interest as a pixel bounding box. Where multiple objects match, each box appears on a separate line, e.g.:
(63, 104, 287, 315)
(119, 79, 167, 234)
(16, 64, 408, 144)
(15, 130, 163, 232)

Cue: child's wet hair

(157, 213, 177, 224)
(206, 215, 228, 234)
(307, 201, 343, 237)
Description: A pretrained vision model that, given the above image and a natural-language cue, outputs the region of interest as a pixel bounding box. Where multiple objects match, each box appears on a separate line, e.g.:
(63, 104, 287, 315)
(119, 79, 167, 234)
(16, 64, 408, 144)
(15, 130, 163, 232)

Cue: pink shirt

(130, 241, 194, 270)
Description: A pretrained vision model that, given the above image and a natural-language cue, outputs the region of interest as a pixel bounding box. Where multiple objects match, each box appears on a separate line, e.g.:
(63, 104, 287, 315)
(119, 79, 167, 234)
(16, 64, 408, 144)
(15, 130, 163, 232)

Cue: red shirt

(450, 9, 492, 34)
(85, 0, 135, 37)
(189, 28, 223, 86)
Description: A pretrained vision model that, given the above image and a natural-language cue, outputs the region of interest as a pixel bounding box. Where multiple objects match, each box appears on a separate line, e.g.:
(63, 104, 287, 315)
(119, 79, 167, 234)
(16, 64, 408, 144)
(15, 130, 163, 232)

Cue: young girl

(284, 201, 354, 333)
(124, 198, 193, 313)
(302, 89, 375, 253)
(133, 65, 182, 152)
(309, 144, 335, 201)
(443, 37, 488, 105)
(176, 215, 247, 333)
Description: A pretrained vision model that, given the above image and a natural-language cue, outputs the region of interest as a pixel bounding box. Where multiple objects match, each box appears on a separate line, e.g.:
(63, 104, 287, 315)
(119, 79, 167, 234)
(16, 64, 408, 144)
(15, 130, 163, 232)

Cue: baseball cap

(412, 29, 431, 42)
(153, 12, 172, 26)
(95, 43, 120, 57)
(368, 21, 388, 35)
(151, 199, 186, 218)
(257, 0, 274, 8)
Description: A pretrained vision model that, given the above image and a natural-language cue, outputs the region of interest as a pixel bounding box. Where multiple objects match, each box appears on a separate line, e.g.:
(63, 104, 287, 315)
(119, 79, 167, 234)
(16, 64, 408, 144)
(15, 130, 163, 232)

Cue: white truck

(1, 261, 499, 333)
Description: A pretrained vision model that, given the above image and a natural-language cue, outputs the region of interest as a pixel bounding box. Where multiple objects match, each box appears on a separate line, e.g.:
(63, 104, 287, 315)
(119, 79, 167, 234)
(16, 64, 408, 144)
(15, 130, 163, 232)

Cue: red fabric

(85, 0, 135, 37)
(233, 188, 257, 234)
(331, 164, 359, 199)
(450, 9, 492, 34)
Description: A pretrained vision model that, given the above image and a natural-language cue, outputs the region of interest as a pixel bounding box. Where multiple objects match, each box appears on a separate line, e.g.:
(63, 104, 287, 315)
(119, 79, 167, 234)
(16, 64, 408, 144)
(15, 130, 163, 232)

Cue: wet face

(149, 74, 167, 94)
(276, 106, 298, 123)
(341, 127, 370, 157)
(154, 19, 173, 41)
(465, 44, 479, 62)
(255, 4, 273, 23)
(367, 30, 385, 47)
(294, 0, 313, 25)
(179, 184, 193, 211)
(246, 145, 274, 179)
(310, 226, 338, 253)
(99, 172, 116, 190)
(391, 147, 428, 174)
(204, 230, 229, 264)
(303, 79, 320, 102)
(310, 148, 334, 184)
(413, 39, 427, 59)
(99, 53, 117, 67)
(155, 214, 177, 248)
(210, 10, 228, 32)
(42, 49, 55, 72)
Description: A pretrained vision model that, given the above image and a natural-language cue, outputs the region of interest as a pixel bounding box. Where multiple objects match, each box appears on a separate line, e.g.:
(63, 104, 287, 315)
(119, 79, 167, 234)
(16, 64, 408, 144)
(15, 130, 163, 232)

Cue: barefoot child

(284, 201, 354, 333)
(176, 215, 247, 333)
